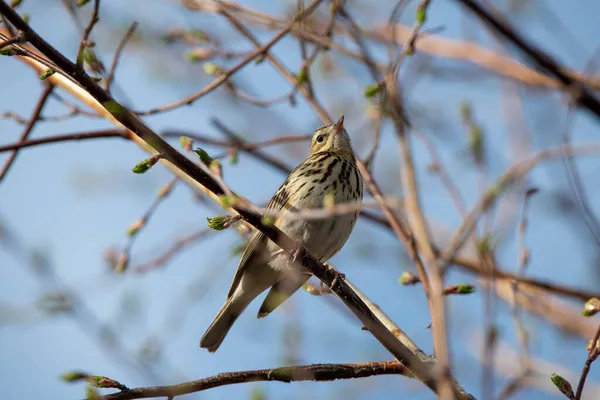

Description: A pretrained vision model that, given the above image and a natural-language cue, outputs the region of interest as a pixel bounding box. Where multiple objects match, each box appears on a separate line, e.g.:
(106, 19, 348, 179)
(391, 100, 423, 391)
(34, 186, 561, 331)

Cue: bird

(200, 116, 363, 352)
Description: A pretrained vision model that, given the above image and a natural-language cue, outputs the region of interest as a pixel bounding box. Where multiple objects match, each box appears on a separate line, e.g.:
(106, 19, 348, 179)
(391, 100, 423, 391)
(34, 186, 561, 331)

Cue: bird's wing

(225, 178, 293, 299)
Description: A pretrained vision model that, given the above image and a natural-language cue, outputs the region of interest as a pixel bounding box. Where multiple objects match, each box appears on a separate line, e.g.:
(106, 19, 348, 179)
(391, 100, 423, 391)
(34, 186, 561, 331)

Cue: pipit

(200, 116, 363, 352)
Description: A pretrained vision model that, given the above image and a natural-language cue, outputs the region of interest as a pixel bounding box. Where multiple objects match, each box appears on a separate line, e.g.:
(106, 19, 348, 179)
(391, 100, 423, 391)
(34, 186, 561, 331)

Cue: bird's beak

(332, 115, 345, 135)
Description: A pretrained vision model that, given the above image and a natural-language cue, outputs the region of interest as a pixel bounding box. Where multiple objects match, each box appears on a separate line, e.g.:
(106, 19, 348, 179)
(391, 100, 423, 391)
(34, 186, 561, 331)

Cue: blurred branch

(455, 0, 600, 120)
(105, 21, 138, 92)
(133, 0, 324, 116)
(574, 324, 600, 399)
(97, 361, 408, 400)
(0, 84, 54, 182)
(0, 129, 128, 152)
(369, 24, 600, 90)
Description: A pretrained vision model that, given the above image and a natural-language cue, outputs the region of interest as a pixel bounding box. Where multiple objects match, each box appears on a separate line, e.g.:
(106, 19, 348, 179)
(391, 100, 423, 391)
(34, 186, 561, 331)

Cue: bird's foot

(327, 264, 345, 291)
(290, 245, 303, 265)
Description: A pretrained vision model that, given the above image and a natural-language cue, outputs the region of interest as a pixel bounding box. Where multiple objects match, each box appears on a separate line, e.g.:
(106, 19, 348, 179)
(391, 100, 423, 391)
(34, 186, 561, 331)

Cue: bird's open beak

(332, 115, 345, 135)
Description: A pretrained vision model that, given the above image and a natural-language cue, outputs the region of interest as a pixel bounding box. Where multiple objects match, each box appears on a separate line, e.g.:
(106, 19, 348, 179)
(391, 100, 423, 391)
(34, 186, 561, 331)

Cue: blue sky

(1, 0, 600, 399)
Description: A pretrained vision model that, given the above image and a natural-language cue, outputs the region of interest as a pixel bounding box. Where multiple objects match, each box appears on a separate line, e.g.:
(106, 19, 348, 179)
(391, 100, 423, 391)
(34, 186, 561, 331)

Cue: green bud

(83, 48, 105, 74)
(180, 136, 193, 150)
(10, 0, 23, 8)
(22, 13, 30, 23)
(456, 283, 476, 294)
(254, 53, 266, 64)
(230, 151, 239, 165)
(85, 376, 125, 389)
(85, 387, 99, 400)
(261, 215, 275, 226)
(193, 148, 213, 166)
(207, 216, 232, 231)
(209, 159, 221, 170)
(114, 253, 129, 274)
(218, 194, 238, 207)
(0, 48, 14, 56)
(127, 219, 145, 236)
(250, 387, 267, 400)
(132, 156, 160, 174)
(77, 0, 91, 6)
(583, 297, 600, 317)
(586, 338, 600, 353)
(39, 68, 56, 80)
(92, 76, 102, 83)
(469, 124, 485, 164)
(550, 373, 574, 399)
(296, 67, 309, 84)
(203, 62, 218, 75)
(477, 234, 494, 255)
(364, 83, 384, 98)
(398, 271, 419, 285)
(186, 49, 214, 62)
(416, 5, 427, 24)
(460, 102, 472, 122)
(60, 371, 88, 382)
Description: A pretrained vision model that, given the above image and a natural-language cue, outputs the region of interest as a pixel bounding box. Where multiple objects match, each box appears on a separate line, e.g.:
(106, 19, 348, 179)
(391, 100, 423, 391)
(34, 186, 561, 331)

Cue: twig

(133, 229, 214, 273)
(96, 361, 407, 400)
(76, 0, 100, 68)
(0, 84, 54, 182)
(133, 0, 324, 116)
(574, 324, 600, 399)
(455, 0, 600, 120)
(105, 21, 138, 92)
(0, 129, 129, 153)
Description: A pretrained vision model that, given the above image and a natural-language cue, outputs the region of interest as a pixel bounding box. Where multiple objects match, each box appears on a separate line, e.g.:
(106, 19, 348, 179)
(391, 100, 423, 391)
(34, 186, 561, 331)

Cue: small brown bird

(200, 116, 363, 352)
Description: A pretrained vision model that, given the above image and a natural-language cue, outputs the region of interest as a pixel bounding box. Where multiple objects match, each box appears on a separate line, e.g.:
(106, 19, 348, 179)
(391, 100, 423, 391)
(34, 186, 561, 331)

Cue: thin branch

(96, 361, 407, 400)
(105, 21, 138, 92)
(133, 0, 324, 116)
(455, 0, 600, 120)
(0, 129, 129, 153)
(0, 84, 54, 182)
(76, 0, 100, 68)
(574, 324, 600, 399)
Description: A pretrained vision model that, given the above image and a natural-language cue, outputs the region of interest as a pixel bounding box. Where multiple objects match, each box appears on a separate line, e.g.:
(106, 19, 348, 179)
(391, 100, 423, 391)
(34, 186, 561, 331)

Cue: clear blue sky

(1, 0, 600, 399)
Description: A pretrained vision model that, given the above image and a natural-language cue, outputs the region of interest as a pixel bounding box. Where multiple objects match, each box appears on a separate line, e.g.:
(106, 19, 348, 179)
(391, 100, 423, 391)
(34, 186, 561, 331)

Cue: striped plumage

(200, 116, 363, 352)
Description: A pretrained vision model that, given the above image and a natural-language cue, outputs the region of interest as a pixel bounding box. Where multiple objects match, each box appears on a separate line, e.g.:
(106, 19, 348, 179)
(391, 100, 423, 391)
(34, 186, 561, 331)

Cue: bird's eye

(316, 134, 325, 143)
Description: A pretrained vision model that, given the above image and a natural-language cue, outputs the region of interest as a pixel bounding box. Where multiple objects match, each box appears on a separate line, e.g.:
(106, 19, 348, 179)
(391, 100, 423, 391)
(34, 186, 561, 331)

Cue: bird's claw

(327, 265, 345, 291)
(291, 246, 303, 264)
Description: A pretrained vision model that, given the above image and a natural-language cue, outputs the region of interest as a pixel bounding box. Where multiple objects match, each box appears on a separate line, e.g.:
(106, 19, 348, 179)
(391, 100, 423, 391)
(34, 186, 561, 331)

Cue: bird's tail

(200, 296, 247, 352)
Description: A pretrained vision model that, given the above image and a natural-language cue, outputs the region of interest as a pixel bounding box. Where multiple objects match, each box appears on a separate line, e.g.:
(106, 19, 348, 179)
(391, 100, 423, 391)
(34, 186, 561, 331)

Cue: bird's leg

(290, 245, 303, 265)
(326, 263, 345, 292)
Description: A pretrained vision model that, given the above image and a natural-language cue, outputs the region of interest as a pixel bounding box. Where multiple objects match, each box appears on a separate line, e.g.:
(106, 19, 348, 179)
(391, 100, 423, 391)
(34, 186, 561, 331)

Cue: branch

(96, 361, 407, 400)
(455, 0, 600, 120)
(0, 84, 54, 181)
(0, 129, 128, 153)
(574, 324, 600, 399)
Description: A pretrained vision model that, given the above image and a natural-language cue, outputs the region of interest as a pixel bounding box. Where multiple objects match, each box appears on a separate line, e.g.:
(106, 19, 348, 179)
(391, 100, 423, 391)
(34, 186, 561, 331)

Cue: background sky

(1, 0, 600, 399)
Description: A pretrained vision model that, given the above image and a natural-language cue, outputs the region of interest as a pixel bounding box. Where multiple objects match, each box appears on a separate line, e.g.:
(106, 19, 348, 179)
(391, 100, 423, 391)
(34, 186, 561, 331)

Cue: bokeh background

(1, 0, 600, 399)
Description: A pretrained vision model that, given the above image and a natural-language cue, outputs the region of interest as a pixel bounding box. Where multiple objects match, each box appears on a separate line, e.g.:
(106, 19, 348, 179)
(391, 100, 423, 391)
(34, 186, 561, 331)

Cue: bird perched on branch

(200, 116, 363, 352)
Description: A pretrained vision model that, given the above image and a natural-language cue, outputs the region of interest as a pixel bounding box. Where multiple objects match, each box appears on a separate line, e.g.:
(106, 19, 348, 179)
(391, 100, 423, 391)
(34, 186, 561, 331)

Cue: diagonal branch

(455, 0, 600, 120)
(0, 84, 54, 182)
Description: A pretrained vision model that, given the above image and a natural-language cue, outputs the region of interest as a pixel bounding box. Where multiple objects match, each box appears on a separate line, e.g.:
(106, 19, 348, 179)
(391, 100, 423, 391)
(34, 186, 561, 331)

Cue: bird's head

(309, 116, 354, 157)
